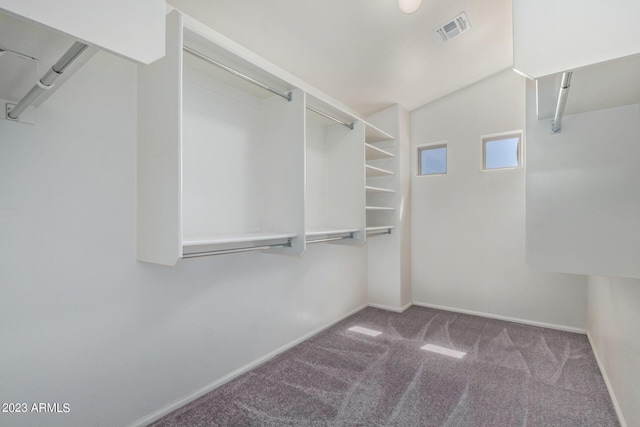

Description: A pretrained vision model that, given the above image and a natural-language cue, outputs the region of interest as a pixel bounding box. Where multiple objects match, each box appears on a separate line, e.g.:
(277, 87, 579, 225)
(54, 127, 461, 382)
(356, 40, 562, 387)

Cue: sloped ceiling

(169, 0, 513, 116)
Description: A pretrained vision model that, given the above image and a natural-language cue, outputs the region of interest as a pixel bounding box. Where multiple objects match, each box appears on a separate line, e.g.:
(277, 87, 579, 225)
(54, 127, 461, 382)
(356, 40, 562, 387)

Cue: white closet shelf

(365, 143, 395, 160)
(366, 185, 395, 194)
(183, 232, 297, 247)
(305, 228, 358, 245)
(366, 226, 395, 232)
(366, 226, 394, 237)
(305, 228, 359, 237)
(366, 206, 396, 211)
(365, 123, 394, 143)
(366, 164, 394, 177)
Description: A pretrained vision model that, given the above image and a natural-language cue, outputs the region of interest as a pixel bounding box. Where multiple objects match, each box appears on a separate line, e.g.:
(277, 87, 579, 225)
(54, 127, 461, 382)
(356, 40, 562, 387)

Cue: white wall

(526, 81, 640, 280)
(411, 69, 587, 330)
(588, 276, 640, 427)
(0, 51, 368, 427)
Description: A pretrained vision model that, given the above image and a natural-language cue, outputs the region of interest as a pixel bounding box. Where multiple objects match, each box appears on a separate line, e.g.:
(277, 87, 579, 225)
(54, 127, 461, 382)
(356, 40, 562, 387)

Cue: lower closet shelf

(182, 232, 297, 258)
(365, 206, 396, 211)
(366, 226, 394, 237)
(305, 228, 359, 244)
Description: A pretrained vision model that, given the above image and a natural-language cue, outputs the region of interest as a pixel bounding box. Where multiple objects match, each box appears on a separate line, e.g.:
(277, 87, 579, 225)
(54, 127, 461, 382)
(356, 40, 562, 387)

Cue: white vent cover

(436, 13, 470, 41)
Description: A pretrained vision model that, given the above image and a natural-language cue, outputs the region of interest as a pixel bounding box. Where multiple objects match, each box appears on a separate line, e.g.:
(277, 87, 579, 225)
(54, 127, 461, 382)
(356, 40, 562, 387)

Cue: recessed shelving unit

(364, 123, 397, 237)
(136, 11, 395, 264)
(0, 11, 98, 125)
(137, 11, 305, 265)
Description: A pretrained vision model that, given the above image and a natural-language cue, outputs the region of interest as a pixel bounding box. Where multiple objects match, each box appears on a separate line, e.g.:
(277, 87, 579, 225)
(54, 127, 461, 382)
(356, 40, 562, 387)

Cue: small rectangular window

(418, 144, 447, 175)
(483, 133, 522, 170)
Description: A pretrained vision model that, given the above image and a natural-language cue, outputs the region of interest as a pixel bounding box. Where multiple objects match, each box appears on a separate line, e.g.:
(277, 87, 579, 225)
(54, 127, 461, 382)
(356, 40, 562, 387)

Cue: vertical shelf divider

(136, 10, 183, 266)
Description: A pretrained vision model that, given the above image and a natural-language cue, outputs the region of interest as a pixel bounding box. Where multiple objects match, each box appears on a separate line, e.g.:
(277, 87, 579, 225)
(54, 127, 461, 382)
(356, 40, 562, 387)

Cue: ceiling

(169, 0, 514, 116)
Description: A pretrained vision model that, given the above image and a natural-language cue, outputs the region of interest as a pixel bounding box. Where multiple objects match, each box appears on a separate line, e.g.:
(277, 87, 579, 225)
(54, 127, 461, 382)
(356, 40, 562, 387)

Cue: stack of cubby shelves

(136, 10, 395, 265)
(365, 126, 397, 236)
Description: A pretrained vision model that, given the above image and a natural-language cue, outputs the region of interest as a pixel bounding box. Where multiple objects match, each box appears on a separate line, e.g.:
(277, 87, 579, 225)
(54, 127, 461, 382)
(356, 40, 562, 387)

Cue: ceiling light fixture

(399, 0, 422, 14)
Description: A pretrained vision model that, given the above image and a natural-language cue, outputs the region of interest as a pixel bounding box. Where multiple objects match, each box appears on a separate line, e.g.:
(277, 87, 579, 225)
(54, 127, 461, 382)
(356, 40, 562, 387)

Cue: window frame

(417, 142, 448, 176)
(482, 131, 523, 171)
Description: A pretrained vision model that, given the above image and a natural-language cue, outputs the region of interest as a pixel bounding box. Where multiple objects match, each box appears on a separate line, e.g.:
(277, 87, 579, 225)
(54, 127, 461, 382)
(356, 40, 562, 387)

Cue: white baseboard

(368, 302, 413, 313)
(129, 303, 368, 427)
(587, 331, 627, 427)
(412, 301, 587, 334)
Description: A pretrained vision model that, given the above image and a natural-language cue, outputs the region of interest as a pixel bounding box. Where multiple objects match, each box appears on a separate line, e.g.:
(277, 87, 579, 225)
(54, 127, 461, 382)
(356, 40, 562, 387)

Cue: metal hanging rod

(306, 105, 354, 130)
(306, 233, 354, 244)
(183, 46, 292, 102)
(551, 71, 573, 134)
(182, 240, 291, 258)
(7, 41, 88, 120)
(366, 228, 392, 237)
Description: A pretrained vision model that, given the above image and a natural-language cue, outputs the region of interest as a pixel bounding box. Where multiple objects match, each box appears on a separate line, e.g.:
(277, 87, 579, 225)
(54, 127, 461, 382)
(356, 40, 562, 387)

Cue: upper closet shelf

(138, 11, 372, 265)
(0, 11, 97, 124)
(366, 164, 394, 177)
(365, 143, 395, 160)
(535, 54, 640, 121)
(365, 123, 394, 142)
(0, 0, 164, 64)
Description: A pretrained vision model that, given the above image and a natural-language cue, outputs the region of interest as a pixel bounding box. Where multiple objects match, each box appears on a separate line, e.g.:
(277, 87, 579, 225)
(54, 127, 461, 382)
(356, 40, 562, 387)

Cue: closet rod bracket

(551, 71, 573, 134)
(5, 103, 18, 121)
(5, 103, 35, 124)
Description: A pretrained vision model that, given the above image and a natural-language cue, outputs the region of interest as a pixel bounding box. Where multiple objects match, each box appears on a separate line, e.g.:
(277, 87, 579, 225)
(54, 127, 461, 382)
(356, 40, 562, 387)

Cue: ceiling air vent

(436, 13, 470, 41)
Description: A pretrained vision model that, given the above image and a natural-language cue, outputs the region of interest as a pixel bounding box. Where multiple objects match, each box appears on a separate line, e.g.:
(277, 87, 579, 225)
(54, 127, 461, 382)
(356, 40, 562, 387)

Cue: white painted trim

(368, 302, 412, 313)
(412, 301, 587, 334)
(129, 303, 368, 427)
(587, 331, 628, 427)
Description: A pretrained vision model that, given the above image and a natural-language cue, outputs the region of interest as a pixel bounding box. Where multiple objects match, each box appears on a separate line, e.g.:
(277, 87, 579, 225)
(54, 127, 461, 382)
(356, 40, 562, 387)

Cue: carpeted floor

(152, 306, 619, 426)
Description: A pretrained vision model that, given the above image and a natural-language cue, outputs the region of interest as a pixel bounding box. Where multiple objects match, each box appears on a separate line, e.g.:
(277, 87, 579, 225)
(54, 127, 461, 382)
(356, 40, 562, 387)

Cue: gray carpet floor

(152, 306, 619, 426)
